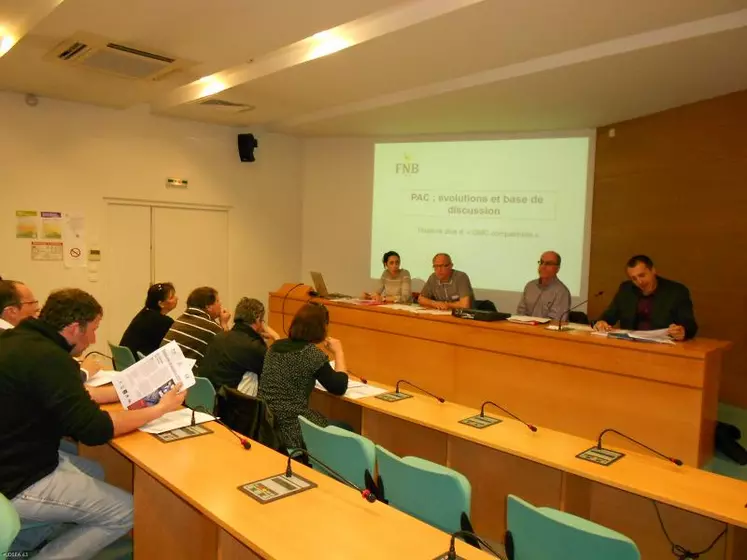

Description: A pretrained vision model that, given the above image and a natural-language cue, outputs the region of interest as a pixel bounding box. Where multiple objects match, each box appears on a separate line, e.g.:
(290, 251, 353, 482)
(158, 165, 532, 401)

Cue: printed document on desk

(508, 315, 551, 325)
(85, 370, 117, 387)
(112, 341, 196, 410)
(315, 380, 388, 400)
(139, 409, 214, 434)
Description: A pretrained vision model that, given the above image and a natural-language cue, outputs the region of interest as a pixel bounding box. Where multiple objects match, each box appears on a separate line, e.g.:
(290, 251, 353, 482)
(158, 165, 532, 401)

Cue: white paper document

(508, 315, 551, 324)
(591, 328, 674, 344)
(315, 380, 389, 400)
(138, 409, 214, 434)
(112, 341, 196, 410)
(379, 304, 451, 315)
(85, 370, 117, 387)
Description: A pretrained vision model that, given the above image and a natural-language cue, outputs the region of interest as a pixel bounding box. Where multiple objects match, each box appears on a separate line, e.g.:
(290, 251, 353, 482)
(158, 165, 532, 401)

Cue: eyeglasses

(20, 300, 39, 307)
(433, 263, 453, 269)
(538, 260, 559, 266)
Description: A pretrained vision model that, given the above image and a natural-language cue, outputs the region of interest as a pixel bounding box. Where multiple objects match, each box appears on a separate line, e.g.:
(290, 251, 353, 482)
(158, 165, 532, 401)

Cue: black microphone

(440, 530, 505, 560)
(597, 428, 682, 466)
(556, 290, 604, 330)
(480, 401, 537, 432)
(286, 448, 376, 503)
(395, 379, 445, 403)
(188, 404, 252, 450)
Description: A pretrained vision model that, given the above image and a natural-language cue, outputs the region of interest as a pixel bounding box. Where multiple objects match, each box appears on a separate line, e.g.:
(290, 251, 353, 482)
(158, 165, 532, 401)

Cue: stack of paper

(508, 315, 551, 325)
(314, 380, 389, 400)
(85, 370, 117, 387)
(592, 328, 674, 345)
(139, 409, 214, 434)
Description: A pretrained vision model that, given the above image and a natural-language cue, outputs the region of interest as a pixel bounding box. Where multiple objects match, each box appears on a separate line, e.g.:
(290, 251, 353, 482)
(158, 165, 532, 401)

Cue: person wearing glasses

(418, 253, 474, 310)
(516, 251, 571, 321)
(0, 279, 40, 331)
(120, 282, 179, 358)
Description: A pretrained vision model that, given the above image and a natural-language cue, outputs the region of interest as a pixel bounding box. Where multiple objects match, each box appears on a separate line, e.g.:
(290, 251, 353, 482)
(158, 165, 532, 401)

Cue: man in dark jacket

(0, 288, 185, 558)
(594, 255, 697, 340)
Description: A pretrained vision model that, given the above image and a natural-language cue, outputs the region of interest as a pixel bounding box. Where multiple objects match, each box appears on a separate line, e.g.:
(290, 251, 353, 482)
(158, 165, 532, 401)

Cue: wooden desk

(270, 283, 731, 467)
(83, 409, 492, 560)
(311, 385, 747, 560)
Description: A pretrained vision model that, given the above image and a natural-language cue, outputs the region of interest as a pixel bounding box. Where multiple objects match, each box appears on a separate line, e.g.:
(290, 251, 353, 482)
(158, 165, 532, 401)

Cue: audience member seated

(200, 297, 279, 394)
(258, 303, 350, 450)
(594, 254, 697, 340)
(0, 279, 40, 331)
(119, 282, 178, 358)
(516, 251, 571, 321)
(417, 253, 474, 310)
(161, 286, 230, 368)
(0, 288, 185, 558)
(362, 250, 412, 303)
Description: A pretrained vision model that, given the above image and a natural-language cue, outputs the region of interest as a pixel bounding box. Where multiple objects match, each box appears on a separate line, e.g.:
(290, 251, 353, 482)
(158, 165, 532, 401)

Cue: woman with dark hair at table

(362, 250, 411, 303)
(120, 282, 178, 358)
(258, 302, 350, 449)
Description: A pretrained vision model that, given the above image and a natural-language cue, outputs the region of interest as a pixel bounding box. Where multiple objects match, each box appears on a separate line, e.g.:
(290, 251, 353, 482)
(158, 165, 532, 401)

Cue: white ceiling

(1, 0, 746, 135)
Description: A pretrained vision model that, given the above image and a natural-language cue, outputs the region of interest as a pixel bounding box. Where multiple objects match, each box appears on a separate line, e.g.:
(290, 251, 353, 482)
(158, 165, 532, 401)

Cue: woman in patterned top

(258, 303, 349, 449)
(362, 250, 412, 303)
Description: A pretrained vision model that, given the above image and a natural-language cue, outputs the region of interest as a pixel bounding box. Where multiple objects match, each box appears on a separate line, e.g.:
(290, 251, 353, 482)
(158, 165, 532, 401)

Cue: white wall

(0, 91, 302, 350)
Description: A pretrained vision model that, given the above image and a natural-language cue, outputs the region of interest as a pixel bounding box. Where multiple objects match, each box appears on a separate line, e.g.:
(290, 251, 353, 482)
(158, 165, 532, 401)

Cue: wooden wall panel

(589, 90, 747, 406)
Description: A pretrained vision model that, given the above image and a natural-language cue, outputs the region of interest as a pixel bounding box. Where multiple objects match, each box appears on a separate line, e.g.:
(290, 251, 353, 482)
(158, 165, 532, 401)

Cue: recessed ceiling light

(308, 30, 351, 60)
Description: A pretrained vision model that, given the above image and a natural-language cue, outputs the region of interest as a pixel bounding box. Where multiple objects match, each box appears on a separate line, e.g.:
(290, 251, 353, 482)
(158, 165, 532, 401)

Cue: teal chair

(298, 416, 376, 490)
(107, 342, 137, 371)
(375, 445, 471, 534)
(0, 493, 20, 555)
(506, 495, 640, 560)
(186, 377, 216, 414)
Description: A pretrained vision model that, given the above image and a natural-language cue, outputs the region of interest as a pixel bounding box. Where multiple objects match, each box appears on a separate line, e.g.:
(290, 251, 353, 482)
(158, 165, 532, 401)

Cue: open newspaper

(112, 341, 196, 410)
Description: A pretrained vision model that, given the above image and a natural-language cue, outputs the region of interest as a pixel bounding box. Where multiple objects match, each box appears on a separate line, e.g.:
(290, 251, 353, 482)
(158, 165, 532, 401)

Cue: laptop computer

(309, 271, 352, 299)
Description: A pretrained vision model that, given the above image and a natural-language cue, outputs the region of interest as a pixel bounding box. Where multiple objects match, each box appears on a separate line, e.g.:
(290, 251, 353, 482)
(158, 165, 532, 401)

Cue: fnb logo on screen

(395, 153, 419, 174)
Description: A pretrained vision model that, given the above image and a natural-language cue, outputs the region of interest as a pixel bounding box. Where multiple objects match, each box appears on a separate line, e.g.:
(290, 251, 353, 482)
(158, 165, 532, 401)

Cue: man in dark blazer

(594, 255, 697, 340)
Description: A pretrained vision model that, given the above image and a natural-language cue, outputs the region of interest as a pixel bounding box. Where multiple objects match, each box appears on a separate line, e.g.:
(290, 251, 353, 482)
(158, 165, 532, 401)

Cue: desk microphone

(395, 380, 445, 403)
(439, 530, 505, 560)
(188, 405, 252, 450)
(557, 290, 604, 330)
(597, 428, 682, 466)
(480, 401, 537, 432)
(349, 370, 368, 384)
(286, 449, 376, 503)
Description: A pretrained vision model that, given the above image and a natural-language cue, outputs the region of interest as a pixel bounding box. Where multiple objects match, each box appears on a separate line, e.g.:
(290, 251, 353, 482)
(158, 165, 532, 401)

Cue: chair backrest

(506, 495, 640, 560)
(215, 386, 285, 452)
(298, 416, 375, 490)
(108, 342, 137, 371)
(186, 376, 217, 414)
(375, 445, 471, 534)
(0, 492, 21, 554)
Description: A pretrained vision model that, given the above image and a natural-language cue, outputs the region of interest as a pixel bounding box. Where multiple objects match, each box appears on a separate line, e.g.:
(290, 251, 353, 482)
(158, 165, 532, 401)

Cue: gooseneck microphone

(188, 404, 252, 450)
(443, 530, 505, 560)
(597, 428, 682, 466)
(286, 449, 376, 503)
(395, 379, 445, 403)
(348, 370, 368, 384)
(556, 290, 604, 330)
(480, 401, 537, 432)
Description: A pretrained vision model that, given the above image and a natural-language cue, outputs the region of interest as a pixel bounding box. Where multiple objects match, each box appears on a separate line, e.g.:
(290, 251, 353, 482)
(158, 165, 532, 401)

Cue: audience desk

(310, 383, 747, 560)
(81, 406, 490, 560)
(269, 283, 731, 467)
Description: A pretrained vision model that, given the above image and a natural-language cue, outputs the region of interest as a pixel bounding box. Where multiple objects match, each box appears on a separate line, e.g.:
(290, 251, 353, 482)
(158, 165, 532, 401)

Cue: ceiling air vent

(45, 32, 193, 81)
(198, 99, 256, 113)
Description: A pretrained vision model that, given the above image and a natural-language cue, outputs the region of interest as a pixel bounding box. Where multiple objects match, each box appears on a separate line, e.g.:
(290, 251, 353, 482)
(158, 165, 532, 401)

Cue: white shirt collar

(0, 318, 15, 330)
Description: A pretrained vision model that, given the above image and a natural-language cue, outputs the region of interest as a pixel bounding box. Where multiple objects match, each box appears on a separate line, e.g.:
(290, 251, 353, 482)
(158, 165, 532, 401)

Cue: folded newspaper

(112, 341, 196, 410)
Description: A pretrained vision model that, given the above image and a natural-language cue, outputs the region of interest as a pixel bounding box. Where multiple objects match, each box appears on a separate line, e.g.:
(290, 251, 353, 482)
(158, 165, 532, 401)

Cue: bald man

(516, 251, 571, 321)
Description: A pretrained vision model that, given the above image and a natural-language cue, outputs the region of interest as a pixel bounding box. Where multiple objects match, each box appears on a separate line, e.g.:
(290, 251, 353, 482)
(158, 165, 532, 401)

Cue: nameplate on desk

(239, 473, 317, 504)
(375, 391, 413, 402)
(459, 414, 502, 429)
(576, 446, 625, 467)
(152, 424, 213, 443)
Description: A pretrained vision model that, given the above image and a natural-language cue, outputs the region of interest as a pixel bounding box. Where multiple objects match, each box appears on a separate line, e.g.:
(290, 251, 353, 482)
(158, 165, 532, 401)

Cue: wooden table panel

(362, 409, 447, 465)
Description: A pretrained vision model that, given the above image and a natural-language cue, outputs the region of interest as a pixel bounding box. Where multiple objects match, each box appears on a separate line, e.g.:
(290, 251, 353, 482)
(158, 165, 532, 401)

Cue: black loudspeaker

(237, 133, 258, 162)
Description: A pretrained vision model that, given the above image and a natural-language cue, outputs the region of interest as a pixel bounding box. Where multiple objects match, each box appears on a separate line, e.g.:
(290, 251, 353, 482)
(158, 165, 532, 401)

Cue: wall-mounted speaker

(238, 133, 258, 163)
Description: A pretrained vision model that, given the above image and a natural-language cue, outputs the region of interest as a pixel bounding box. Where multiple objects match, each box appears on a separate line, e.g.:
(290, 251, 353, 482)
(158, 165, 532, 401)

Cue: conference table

(269, 283, 731, 468)
(309, 381, 747, 560)
(81, 406, 492, 560)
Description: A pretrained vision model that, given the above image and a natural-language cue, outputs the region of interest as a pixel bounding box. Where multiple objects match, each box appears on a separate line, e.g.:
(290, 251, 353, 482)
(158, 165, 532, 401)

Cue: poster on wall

(31, 241, 64, 261)
(15, 210, 38, 238)
(62, 213, 87, 268)
(41, 211, 63, 239)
